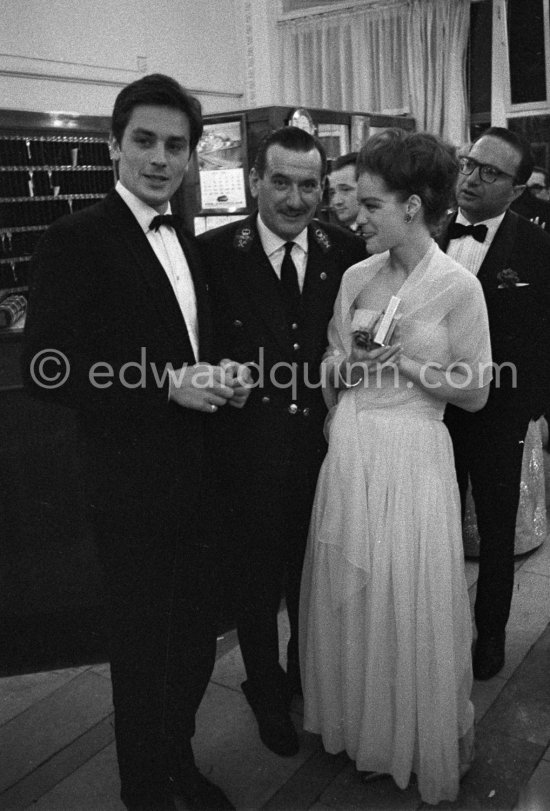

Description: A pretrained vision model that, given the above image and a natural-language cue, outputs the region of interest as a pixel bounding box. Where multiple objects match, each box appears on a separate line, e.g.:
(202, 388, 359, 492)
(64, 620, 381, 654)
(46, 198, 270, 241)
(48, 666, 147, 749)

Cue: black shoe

(168, 760, 234, 810)
(241, 680, 300, 757)
(473, 632, 505, 680)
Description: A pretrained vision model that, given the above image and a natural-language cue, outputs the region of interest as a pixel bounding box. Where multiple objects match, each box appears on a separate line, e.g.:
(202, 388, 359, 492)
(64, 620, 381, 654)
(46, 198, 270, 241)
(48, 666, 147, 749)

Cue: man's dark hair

(356, 128, 458, 227)
(476, 126, 534, 185)
(111, 73, 203, 152)
(330, 152, 358, 173)
(253, 126, 327, 178)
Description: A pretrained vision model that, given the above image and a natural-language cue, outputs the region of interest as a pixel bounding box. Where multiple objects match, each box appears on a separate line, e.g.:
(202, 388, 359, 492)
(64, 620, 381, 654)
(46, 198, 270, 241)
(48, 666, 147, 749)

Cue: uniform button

(291, 322, 299, 330)
(261, 396, 270, 404)
(288, 403, 299, 415)
(320, 272, 327, 280)
(302, 407, 310, 417)
(233, 319, 243, 327)
(293, 342, 300, 351)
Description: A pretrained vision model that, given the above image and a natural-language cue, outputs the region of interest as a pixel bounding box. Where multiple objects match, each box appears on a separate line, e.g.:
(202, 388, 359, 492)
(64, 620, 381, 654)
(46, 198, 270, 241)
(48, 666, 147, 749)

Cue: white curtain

(279, 0, 471, 145)
(407, 0, 470, 144)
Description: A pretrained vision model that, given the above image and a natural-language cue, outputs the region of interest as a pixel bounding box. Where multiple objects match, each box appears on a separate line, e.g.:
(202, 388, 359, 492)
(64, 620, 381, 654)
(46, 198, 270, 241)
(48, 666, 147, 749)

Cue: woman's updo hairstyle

(356, 128, 458, 228)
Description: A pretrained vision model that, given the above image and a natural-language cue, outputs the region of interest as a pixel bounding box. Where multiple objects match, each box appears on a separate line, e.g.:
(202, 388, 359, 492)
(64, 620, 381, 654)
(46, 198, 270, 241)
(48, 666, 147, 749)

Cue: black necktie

(149, 213, 182, 232)
(280, 242, 301, 307)
(448, 221, 488, 243)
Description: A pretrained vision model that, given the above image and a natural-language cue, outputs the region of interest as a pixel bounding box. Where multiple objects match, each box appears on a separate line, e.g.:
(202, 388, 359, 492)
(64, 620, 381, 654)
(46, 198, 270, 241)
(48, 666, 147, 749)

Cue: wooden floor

(1, 460, 550, 811)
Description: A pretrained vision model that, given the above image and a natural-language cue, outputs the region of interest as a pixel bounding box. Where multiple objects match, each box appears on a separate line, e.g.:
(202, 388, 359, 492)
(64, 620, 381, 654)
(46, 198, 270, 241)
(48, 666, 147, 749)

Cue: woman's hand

(348, 311, 402, 372)
(349, 340, 402, 369)
(349, 334, 403, 366)
(335, 341, 402, 389)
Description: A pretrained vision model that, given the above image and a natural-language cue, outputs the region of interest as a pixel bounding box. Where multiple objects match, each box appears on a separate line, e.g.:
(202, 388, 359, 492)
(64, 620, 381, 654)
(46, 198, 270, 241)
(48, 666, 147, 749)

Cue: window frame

(505, 0, 550, 116)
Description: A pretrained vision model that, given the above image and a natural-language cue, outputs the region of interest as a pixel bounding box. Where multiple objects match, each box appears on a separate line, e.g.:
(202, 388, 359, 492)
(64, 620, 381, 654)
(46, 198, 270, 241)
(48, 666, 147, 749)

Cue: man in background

(527, 166, 550, 200)
(443, 127, 550, 681)
(327, 151, 361, 232)
(511, 164, 550, 230)
(199, 127, 365, 759)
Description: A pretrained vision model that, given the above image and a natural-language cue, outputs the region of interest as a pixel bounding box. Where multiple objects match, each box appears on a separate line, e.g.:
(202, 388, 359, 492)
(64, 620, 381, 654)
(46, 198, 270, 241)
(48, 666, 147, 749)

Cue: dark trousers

(446, 406, 529, 638)
(93, 504, 219, 803)
(220, 425, 323, 710)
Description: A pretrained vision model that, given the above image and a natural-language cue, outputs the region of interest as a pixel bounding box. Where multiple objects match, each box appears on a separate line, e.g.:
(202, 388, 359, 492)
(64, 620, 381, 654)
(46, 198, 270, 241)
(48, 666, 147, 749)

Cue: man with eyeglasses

(442, 126, 550, 681)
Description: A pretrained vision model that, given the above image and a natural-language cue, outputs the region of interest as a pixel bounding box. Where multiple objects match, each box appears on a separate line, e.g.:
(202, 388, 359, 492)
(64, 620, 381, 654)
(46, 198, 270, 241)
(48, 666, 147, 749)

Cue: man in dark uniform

(199, 127, 365, 758)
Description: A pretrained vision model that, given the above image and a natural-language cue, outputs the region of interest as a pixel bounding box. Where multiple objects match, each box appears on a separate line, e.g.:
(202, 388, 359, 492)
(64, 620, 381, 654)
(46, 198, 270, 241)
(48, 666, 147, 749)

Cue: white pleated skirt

(300, 394, 474, 805)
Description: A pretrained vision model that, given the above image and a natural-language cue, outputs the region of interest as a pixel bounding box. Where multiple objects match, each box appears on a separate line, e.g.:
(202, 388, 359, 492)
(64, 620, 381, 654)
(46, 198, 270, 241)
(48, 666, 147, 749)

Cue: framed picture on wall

(196, 116, 248, 212)
(317, 122, 349, 159)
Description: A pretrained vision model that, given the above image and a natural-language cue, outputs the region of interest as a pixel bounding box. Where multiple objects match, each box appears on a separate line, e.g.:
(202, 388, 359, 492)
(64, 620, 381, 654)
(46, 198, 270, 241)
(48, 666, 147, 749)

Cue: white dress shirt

(116, 181, 199, 361)
(256, 214, 308, 291)
(446, 209, 506, 276)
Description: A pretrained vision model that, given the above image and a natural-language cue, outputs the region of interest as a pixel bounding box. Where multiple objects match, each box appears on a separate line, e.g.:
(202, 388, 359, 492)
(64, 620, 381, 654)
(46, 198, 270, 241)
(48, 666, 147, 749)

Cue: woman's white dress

(300, 242, 492, 805)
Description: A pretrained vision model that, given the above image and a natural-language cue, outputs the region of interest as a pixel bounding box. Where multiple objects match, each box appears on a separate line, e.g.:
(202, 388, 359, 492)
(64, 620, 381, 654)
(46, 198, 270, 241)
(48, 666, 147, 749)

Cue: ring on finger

(209, 402, 217, 413)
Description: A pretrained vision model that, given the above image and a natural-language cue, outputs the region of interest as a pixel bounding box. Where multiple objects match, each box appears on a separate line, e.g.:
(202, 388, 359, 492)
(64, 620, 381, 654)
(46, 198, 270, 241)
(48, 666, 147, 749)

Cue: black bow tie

(149, 214, 182, 232)
(448, 221, 488, 243)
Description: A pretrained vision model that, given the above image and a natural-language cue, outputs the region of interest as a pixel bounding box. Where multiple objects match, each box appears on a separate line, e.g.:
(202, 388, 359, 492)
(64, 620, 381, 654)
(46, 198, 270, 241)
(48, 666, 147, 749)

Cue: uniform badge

(311, 225, 331, 253)
(234, 225, 255, 251)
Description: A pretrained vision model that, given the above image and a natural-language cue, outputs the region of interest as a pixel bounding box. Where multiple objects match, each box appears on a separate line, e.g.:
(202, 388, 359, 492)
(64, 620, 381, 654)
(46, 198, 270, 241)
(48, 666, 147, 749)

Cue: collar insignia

(234, 225, 255, 251)
(311, 224, 331, 253)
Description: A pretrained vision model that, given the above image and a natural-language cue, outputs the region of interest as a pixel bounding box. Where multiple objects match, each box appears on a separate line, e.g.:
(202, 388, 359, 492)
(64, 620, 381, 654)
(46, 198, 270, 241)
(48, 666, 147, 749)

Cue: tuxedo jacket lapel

(102, 191, 204, 361)
(476, 210, 518, 284)
(437, 211, 455, 252)
(178, 231, 213, 361)
(441, 209, 519, 286)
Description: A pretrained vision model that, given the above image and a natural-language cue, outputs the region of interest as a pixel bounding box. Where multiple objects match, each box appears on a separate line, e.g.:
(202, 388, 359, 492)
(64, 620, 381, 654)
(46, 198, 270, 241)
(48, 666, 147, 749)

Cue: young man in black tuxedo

(198, 127, 365, 758)
(442, 127, 550, 680)
(23, 74, 250, 811)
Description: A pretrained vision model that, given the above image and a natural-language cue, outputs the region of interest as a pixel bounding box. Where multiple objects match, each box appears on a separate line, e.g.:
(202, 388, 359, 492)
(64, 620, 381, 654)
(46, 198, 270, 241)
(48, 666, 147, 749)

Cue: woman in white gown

(300, 131, 493, 805)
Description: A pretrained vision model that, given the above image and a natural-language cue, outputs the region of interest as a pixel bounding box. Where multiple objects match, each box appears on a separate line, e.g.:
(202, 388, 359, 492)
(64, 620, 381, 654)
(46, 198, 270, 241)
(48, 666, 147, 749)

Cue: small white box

(373, 295, 401, 346)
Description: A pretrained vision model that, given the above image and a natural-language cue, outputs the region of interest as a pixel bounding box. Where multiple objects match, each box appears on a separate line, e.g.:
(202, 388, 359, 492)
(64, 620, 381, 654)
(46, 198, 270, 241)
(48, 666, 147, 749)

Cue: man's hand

(220, 358, 253, 409)
(168, 363, 235, 413)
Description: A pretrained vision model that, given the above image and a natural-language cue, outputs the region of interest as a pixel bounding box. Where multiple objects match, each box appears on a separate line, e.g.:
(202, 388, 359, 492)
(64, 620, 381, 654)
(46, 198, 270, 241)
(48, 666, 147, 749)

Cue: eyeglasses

(458, 156, 517, 185)
(528, 183, 547, 193)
